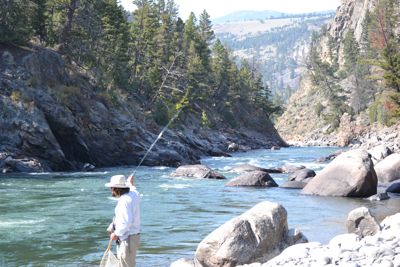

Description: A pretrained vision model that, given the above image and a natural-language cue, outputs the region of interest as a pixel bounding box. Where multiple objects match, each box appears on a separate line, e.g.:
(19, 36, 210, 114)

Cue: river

(1, 147, 399, 267)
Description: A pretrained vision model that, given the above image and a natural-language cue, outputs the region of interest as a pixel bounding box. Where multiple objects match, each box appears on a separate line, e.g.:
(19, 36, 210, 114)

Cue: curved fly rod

(129, 105, 184, 177)
(129, 53, 186, 177)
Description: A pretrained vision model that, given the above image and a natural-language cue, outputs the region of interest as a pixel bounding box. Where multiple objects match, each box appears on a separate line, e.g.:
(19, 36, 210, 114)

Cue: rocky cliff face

(320, 0, 378, 65)
(0, 44, 285, 173)
(276, 0, 400, 149)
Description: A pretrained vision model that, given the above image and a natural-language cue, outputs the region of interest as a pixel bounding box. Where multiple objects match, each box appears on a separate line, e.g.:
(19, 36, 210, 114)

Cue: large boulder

(375, 153, 400, 183)
(368, 145, 392, 165)
(302, 149, 377, 197)
(170, 164, 225, 179)
(346, 207, 380, 237)
(226, 171, 278, 187)
(195, 201, 307, 267)
(380, 212, 400, 234)
(385, 180, 400, 194)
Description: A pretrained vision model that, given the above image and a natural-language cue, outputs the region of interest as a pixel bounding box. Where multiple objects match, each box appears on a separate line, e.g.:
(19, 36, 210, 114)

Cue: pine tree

(131, 0, 159, 96)
(0, 0, 34, 44)
(211, 39, 230, 99)
(198, 10, 214, 45)
(32, 0, 48, 42)
(368, 0, 400, 91)
(98, 0, 131, 89)
(343, 29, 360, 74)
(197, 10, 214, 73)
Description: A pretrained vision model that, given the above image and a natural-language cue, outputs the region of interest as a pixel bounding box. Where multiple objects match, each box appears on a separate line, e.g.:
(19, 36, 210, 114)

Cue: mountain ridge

(212, 10, 336, 24)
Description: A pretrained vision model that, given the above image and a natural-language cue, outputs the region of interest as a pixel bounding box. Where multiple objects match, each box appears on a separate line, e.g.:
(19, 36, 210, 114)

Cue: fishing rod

(129, 104, 185, 177)
(129, 53, 186, 177)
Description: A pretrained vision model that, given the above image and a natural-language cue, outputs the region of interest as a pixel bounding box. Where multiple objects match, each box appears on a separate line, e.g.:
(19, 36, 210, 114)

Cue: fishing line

(130, 105, 185, 177)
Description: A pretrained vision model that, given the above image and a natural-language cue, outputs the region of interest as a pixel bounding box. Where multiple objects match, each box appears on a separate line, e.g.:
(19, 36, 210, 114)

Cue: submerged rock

(280, 181, 307, 189)
(229, 164, 282, 174)
(226, 171, 278, 187)
(280, 164, 305, 174)
(170, 165, 225, 179)
(288, 168, 316, 182)
(368, 192, 390, 201)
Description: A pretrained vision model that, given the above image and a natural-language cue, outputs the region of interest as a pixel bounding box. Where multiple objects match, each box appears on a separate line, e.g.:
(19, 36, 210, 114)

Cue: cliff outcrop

(0, 44, 285, 173)
(276, 0, 400, 148)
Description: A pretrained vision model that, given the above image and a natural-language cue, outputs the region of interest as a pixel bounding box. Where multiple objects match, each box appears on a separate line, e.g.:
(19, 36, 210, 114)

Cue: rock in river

(170, 164, 225, 179)
(226, 171, 278, 187)
(302, 149, 377, 197)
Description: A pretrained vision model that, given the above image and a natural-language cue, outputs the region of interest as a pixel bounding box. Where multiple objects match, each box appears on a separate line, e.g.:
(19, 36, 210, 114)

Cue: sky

(119, 0, 341, 19)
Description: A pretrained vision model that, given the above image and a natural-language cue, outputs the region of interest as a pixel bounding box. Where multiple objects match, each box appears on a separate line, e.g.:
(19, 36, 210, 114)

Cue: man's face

(111, 187, 117, 197)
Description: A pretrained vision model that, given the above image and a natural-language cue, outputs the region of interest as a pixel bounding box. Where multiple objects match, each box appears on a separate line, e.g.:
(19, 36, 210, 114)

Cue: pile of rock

(171, 202, 307, 267)
(171, 202, 400, 267)
(0, 152, 47, 173)
(244, 209, 400, 267)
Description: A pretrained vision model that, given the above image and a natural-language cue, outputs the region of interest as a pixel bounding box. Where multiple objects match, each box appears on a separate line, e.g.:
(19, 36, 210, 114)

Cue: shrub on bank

(369, 91, 400, 126)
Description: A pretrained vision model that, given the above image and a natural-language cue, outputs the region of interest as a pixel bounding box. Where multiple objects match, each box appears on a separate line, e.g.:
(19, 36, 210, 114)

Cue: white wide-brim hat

(105, 174, 130, 188)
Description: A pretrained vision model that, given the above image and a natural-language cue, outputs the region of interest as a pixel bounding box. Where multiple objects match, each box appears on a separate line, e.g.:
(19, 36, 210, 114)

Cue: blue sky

(120, 0, 341, 19)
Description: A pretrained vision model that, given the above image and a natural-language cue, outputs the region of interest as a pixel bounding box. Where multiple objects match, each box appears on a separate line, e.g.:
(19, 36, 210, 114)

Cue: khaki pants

(117, 234, 140, 267)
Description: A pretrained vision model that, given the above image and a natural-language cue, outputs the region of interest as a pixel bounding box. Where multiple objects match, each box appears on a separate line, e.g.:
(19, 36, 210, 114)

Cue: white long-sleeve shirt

(114, 186, 141, 241)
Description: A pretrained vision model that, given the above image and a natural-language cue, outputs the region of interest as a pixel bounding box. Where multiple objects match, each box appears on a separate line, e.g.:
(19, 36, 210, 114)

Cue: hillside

(276, 0, 400, 148)
(0, 1, 286, 173)
(213, 12, 335, 105)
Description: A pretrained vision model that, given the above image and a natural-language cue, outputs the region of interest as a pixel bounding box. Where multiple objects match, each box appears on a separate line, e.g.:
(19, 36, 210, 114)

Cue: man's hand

(106, 222, 114, 235)
(110, 233, 119, 241)
(128, 174, 135, 186)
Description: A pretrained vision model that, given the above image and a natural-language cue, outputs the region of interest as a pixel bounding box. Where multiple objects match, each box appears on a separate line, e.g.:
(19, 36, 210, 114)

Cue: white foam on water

(29, 172, 51, 175)
(152, 166, 169, 170)
(221, 166, 234, 171)
(71, 171, 109, 176)
(168, 176, 195, 181)
(159, 183, 191, 190)
(0, 219, 45, 227)
(248, 159, 262, 166)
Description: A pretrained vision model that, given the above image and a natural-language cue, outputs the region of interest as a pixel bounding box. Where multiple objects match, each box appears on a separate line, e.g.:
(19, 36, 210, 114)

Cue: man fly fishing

(105, 174, 141, 267)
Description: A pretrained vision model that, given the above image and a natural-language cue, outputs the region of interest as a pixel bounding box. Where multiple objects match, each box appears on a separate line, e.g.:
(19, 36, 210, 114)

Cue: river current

(1, 147, 400, 267)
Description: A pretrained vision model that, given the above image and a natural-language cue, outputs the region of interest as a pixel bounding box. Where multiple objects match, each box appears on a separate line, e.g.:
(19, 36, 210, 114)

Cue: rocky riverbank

(169, 143, 400, 267)
(171, 202, 400, 267)
(242, 208, 400, 267)
(286, 115, 400, 156)
(0, 44, 286, 173)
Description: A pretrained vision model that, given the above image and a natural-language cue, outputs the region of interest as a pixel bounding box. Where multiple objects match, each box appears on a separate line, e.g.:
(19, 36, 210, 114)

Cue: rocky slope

(0, 44, 286, 173)
(276, 0, 400, 148)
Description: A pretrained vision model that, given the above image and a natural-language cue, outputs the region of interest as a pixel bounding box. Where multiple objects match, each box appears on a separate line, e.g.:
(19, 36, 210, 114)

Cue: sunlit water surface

(1, 147, 399, 267)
